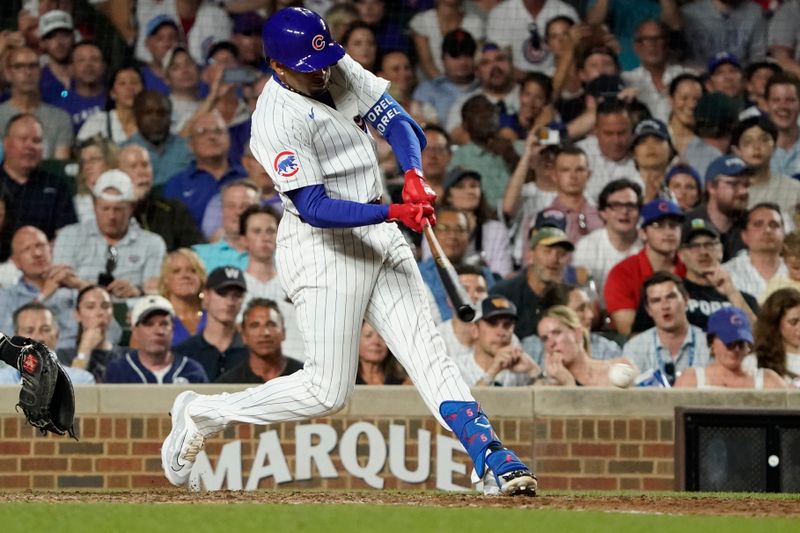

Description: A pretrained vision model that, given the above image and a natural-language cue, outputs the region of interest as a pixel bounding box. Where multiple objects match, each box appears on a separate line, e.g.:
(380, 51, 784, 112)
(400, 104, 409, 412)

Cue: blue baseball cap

(707, 51, 742, 74)
(707, 307, 753, 345)
(632, 118, 670, 146)
(640, 199, 683, 227)
(665, 163, 702, 189)
(146, 14, 179, 38)
(704, 155, 750, 184)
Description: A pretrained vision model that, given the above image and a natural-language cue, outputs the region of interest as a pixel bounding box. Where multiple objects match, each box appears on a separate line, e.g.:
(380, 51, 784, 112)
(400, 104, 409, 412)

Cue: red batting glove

(387, 203, 436, 233)
(402, 168, 438, 205)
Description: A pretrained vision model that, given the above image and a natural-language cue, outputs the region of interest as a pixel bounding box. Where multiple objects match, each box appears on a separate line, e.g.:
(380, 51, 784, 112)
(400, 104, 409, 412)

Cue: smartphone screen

(223, 67, 257, 85)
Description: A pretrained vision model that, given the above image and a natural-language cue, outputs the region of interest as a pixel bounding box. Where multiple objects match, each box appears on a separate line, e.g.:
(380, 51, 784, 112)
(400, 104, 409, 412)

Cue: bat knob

(457, 305, 476, 322)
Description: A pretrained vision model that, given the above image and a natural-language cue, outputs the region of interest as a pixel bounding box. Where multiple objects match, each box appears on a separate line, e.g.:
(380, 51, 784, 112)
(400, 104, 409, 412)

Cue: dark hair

(520, 72, 554, 103)
(576, 45, 619, 72)
(596, 97, 631, 120)
(668, 73, 704, 97)
(239, 204, 281, 236)
(423, 124, 452, 150)
(745, 61, 782, 82)
(3, 112, 40, 136)
(541, 282, 580, 311)
(634, 18, 668, 38)
(69, 40, 103, 64)
(597, 178, 643, 211)
(545, 15, 575, 39)
(554, 144, 587, 161)
(105, 64, 145, 111)
(730, 115, 778, 148)
(765, 72, 800, 101)
(746, 202, 783, 227)
(626, 98, 653, 127)
(241, 297, 283, 327)
(755, 288, 800, 378)
(455, 264, 484, 277)
(12, 301, 54, 334)
(642, 271, 688, 305)
(340, 21, 376, 49)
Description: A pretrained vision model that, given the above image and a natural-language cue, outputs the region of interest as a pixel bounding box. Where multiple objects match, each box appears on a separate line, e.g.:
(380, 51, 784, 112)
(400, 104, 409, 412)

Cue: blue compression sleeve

(286, 185, 389, 229)
(364, 92, 426, 172)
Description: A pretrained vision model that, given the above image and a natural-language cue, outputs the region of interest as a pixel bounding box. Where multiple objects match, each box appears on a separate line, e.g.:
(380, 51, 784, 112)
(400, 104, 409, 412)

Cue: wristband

(481, 372, 496, 386)
(76, 352, 89, 362)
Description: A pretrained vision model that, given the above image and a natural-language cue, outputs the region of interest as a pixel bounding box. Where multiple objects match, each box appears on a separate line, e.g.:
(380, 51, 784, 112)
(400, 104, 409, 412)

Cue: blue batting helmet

(263, 7, 345, 73)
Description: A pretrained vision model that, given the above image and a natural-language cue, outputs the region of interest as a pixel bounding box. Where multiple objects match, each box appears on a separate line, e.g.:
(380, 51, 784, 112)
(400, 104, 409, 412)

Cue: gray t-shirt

(0, 101, 73, 159)
(681, 0, 767, 67)
(769, 0, 800, 61)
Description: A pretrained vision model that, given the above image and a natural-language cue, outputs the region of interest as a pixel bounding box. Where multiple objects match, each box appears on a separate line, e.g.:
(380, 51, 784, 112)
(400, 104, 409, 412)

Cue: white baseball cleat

(497, 469, 538, 496)
(161, 390, 204, 487)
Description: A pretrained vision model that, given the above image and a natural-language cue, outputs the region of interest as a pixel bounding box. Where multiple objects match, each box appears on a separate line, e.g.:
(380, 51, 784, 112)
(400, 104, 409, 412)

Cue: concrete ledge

(1, 385, 797, 417)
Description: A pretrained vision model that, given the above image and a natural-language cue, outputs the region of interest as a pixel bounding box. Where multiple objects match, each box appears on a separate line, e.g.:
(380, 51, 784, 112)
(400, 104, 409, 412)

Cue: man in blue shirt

(48, 41, 107, 132)
(162, 110, 247, 225)
(38, 10, 74, 102)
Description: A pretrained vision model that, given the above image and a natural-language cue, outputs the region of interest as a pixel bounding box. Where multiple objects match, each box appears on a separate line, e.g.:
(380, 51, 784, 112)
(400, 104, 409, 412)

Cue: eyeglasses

(193, 126, 225, 137)
(683, 240, 721, 252)
(436, 224, 469, 235)
(605, 202, 639, 213)
(105, 245, 118, 275)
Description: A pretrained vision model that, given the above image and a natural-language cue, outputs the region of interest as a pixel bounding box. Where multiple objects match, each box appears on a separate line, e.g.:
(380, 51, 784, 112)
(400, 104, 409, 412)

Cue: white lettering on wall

(245, 430, 292, 490)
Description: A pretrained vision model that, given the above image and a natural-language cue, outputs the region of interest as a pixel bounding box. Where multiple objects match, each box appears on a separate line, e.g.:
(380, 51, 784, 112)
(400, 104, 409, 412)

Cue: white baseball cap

(39, 10, 73, 38)
(92, 169, 135, 202)
(131, 295, 175, 326)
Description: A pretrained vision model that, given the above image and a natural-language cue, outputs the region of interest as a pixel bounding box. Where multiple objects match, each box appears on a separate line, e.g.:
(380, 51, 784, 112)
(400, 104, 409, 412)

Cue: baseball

(608, 363, 637, 388)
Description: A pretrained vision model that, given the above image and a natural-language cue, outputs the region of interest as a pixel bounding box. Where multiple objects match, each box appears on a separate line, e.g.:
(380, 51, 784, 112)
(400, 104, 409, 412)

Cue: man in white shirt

(453, 296, 540, 387)
(572, 178, 643, 307)
(577, 99, 640, 202)
(724, 203, 788, 300)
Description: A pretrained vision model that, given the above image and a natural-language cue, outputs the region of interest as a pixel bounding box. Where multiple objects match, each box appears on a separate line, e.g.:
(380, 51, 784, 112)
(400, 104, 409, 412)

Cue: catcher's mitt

(16, 339, 78, 439)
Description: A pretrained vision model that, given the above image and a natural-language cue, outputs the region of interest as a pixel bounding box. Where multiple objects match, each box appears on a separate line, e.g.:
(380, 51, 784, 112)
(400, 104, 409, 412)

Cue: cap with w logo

(206, 266, 247, 292)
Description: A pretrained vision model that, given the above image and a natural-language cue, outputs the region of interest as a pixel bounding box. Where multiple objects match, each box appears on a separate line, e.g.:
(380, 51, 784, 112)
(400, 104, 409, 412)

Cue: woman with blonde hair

(537, 305, 636, 386)
(158, 248, 207, 346)
(73, 135, 119, 222)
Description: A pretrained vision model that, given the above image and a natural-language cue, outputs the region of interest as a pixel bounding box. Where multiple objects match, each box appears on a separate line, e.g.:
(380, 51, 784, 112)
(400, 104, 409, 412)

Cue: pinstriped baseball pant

(189, 213, 474, 435)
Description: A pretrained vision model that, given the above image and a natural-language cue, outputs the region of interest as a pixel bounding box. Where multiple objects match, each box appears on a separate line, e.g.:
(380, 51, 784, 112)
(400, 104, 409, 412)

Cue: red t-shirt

(604, 248, 686, 314)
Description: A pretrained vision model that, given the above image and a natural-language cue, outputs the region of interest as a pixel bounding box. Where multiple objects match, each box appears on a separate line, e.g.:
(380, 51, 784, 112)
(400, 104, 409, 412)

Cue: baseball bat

(422, 220, 476, 322)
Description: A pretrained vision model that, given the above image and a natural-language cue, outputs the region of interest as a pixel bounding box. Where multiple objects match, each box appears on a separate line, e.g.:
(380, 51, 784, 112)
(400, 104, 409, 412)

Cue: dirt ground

(2, 490, 800, 518)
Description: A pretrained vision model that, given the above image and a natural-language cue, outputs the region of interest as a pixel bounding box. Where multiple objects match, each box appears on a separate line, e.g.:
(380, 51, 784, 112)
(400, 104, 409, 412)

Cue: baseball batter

(162, 7, 537, 496)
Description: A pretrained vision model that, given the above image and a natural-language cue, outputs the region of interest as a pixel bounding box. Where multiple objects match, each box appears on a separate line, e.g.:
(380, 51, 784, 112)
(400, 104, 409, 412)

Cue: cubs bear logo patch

(274, 151, 300, 179)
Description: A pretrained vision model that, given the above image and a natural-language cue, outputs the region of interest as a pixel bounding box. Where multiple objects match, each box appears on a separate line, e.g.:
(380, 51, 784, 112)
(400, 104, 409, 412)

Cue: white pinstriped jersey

(250, 54, 388, 215)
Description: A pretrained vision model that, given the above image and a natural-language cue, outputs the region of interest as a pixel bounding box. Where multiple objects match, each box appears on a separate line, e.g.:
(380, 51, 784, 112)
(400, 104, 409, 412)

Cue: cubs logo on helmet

(274, 151, 300, 178)
(262, 7, 345, 73)
(311, 34, 326, 51)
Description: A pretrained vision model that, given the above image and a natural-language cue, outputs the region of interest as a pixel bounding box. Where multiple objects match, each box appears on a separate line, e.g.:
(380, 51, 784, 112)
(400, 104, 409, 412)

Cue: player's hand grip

(387, 203, 435, 233)
(402, 169, 438, 205)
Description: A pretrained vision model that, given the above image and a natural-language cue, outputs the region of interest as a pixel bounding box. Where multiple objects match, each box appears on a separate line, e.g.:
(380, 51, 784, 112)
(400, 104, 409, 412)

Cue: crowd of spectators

(1, 0, 800, 391)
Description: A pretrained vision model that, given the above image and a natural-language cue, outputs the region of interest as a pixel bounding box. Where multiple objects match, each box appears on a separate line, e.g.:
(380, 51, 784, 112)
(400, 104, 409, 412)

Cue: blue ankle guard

(439, 401, 501, 477)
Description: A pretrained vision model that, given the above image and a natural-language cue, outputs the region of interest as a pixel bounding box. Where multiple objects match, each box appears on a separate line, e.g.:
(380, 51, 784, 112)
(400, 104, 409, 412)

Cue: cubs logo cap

(707, 306, 753, 345)
(640, 198, 683, 227)
(131, 295, 175, 326)
(206, 266, 247, 292)
(263, 7, 345, 73)
(707, 51, 741, 74)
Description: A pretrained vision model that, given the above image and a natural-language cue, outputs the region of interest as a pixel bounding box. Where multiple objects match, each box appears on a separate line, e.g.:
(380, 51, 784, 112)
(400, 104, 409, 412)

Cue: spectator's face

(165, 253, 203, 299)
(94, 197, 133, 240)
(110, 69, 144, 110)
(579, 53, 617, 83)
(595, 112, 632, 162)
(41, 29, 74, 63)
(232, 31, 263, 64)
(779, 304, 800, 351)
(146, 25, 179, 64)
(464, 98, 499, 141)
(241, 306, 284, 360)
(70, 44, 104, 86)
(345, 27, 377, 70)
(189, 113, 230, 159)
(244, 212, 278, 262)
(734, 125, 775, 170)
(742, 207, 784, 255)
(633, 135, 670, 169)
(545, 19, 572, 58)
(600, 188, 640, 234)
(136, 94, 172, 144)
(458, 273, 488, 305)
(667, 173, 700, 211)
(355, 0, 384, 24)
(11, 227, 51, 278)
(669, 79, 702, 128)
(205, 286, 245, 326)
(5, 48, 41, 94)
(447, 177, 481, 212)
(711, 337, 750, 371)
(747, 67, 776, 105)
(633, 22, 666, 67)
(537, 316, 582, 363)
(117, 146, 154, 200)
(435, 210, 470, 261)
(708, 63, 743, 99)
(209, 49, 239, 71)
(477, 49, 512, 91)
(135, 312, 173, 355)
(358, 322, 388, 364)
(75, 287, 113, 331)
(242, 152, 273, 194)
(3, 116, 44, 175)
(785, 254, 800, 282)
(442, 53, 475, 84)
(568, 288, 594, 331)
(707, 174, 750, 215)
(678, 235, 723, 278)
(641, 218, 681, 256)
(477, 316, 515, 356)
(529, 243, 569, 284)
(79, 144, 111, 190)
(520, 80, 548, 119)
(222, 185, 259, 237)
(379, 52, 413, 94)
(767, 83, 800, 131)
(166, 51, 199, 91)
(645, 281, 688, 333)
(553, 153, 590, 196)
(15, 309, 58, 348)
(421, 131, 451, 180)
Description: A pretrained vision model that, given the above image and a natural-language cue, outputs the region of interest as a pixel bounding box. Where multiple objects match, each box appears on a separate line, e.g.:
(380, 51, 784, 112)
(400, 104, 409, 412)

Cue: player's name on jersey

(190, 421, 470, 491)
